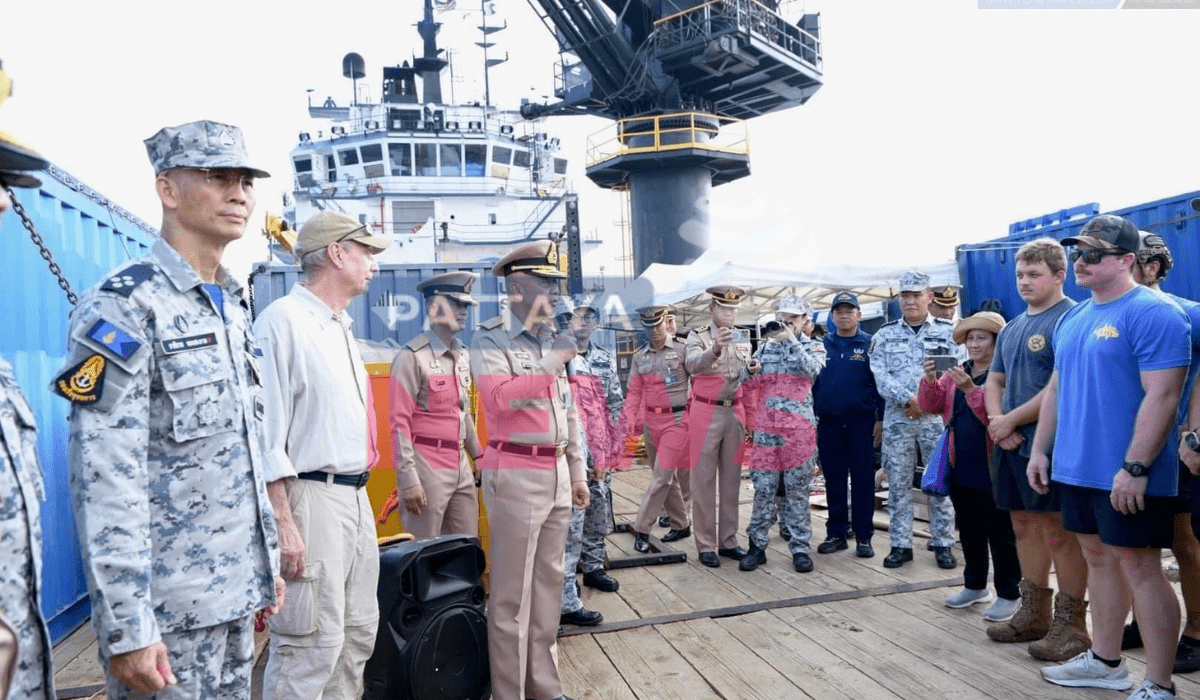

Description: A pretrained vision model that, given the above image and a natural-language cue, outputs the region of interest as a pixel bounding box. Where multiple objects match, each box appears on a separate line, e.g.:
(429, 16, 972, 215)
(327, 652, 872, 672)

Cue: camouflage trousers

(562, 473, 613, 613)
(882, 416, 955, 549)
(746, 456, 816, 555)
(103, 615, 255, 700)
(0, 481, 53, 700)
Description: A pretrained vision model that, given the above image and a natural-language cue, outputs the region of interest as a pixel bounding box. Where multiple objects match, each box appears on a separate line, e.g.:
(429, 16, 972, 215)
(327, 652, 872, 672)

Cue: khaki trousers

(634, 420, 692, 533)
(263, 480, 379, 700)
(401, 451, 479, 539)
(482, 455, 572, 700)
(689, 405, 744, 552)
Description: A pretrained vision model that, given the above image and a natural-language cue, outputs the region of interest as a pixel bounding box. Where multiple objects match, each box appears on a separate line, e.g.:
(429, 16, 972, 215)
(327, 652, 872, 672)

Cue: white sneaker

(1041, 650, 1133, 690)
(944, 588, 993, 609)
(983, 596, 1020, 622)
(1127, 679, 1176, 699)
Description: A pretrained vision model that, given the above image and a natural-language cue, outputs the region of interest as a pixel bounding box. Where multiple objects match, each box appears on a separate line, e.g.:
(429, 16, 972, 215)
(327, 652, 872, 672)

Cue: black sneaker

(793, 552, 814, 573)
(817, 536, 848, 554)
(882, 547, 913, 568)
(856, 540, 875, 558)
(1175, 635, 1200, 673)
(739, 545, 767, 571)
(1122, 620, 1144, 650)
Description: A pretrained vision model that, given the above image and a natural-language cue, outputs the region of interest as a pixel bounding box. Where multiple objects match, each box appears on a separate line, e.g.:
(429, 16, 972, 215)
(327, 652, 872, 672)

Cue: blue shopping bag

(920, 427, 952, 497)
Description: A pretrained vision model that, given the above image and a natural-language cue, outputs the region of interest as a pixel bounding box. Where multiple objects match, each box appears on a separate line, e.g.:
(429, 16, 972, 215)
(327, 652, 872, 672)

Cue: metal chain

(4, 184, 78, 306)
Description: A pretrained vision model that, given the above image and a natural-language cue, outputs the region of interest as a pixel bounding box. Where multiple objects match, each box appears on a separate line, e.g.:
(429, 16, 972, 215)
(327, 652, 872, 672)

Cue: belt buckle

(458, 439, 465, 450)
(356, 472, 370, 488)
(555, 444, 566, 457)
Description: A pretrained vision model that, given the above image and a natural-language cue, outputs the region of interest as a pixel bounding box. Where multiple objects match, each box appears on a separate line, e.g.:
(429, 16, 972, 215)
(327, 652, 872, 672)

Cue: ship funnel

(342, 53, 366, 79)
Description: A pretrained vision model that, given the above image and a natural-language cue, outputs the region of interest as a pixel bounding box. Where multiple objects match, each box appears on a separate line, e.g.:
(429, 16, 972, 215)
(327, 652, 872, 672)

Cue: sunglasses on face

(1069, 248, 1128, 265)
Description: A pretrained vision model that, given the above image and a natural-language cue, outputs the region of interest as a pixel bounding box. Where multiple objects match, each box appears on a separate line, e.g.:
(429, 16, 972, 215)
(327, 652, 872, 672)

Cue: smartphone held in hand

(930, 354, 958, 372)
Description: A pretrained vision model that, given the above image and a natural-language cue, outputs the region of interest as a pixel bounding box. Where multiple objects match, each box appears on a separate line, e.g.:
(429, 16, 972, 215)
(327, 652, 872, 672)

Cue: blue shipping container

(2, 166, 157, 642)
(958, 190, 1200, 319)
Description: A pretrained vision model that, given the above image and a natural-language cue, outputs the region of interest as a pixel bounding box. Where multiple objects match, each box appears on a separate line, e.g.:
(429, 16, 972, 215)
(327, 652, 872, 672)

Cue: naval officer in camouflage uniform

(55, 121, 282, 698)
(471, 240, 588, 700)
(685, 286, 759, 568)
(869, 271, 958, 569)
(390, 271, 484, 539)
(739, 296, 826, 574)
(0, 110, 55, 700)
(561, 296, 623, 626)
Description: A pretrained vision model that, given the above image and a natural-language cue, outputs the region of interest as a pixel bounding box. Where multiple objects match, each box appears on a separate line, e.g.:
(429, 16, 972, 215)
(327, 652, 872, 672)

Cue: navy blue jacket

(814, 329, 884, 421)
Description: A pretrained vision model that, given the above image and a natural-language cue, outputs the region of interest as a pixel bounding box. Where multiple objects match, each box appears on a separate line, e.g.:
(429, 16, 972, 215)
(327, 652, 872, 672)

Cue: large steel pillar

(627, 168, 711, 274)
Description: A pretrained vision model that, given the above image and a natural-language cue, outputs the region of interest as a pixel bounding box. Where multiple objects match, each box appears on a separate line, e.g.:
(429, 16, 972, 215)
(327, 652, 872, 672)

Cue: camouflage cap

(417, 271, 478, 306)
(1137, 230, 1173, 273)
(898, 271, 930, 293)
(775, 294, 812, 317)
(830, 291, 860, 310)
(569, 293, 599, 315)
(1062, 214, 1138, 253)
(143, 120, 270, 177)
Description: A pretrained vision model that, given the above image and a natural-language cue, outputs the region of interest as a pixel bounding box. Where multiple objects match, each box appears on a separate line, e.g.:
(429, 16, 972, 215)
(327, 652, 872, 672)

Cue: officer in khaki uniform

(390, 271, 484, 538)
(470, 240, 588, 700)
(685, 286, 759, 568)
(623, 305, 693, 552)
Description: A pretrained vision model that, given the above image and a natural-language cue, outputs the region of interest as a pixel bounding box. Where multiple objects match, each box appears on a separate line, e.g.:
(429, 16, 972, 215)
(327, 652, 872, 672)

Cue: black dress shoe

(658, 514, 672, 528)
(583, 569, 620, 593)
(933, 546, 957, 569)
(882, 547, 913, 568)
(738, 545, 767, 571)
(793, 552, 814, 573)
(698, 551, 721, 567)
(856, 540, 875, 558)
(633, 532, 650, 553)
(816, 536, 848, 554)
(661, 525, 691, 543)
(718, 546, 747, 560)
(560, 608, 603, 626)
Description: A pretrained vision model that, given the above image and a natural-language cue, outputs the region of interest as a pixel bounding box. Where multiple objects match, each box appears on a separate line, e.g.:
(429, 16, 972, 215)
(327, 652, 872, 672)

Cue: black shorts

(1059, 483, 1175, 549)
(993, 448, 1060, 513)
(1169, 464, 1193, 516)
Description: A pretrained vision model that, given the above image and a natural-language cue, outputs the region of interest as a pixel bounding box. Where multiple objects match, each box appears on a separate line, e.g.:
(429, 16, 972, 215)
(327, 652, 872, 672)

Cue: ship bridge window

(326, 154, 337, 182)
(294, 156, 313, 173)
(554, 158, 568, 175)
(388, 143, 411, 176)
(513, 149, 531, 168)
(360, 143, 383, 163)
(465, 144, 486, 177)
(492, 146, 512, 165)
(415, 143, 437, 176)
(439, 144, 462, 176)
(338, 148, 359, 166)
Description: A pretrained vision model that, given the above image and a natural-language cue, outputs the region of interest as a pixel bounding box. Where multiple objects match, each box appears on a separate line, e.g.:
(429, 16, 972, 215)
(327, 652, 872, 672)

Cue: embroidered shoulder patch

(99, 264, 155, 297)
(53, 354, 107, 404)
(86, 319, 142, 361)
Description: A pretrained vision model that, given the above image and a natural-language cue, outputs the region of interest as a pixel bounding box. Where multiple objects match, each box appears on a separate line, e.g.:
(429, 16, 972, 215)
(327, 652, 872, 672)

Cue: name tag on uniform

(160, 333, 218, 354)
(514, 351, 532, 360)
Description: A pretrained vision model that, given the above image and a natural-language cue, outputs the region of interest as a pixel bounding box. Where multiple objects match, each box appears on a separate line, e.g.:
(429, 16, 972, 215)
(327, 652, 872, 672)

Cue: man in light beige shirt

(471, 240, 588, 700)
(390, 271, 484, 539)
(256, 211, 389, 700)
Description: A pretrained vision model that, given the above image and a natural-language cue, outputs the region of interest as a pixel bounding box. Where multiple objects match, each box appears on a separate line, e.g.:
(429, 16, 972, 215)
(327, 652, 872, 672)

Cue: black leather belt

(296, 471, 370, 489)
(413, 435, 465, 451)
(488, 440, 566, 458)
(692, 395, 737, 408)
(647, 405, 687, 414)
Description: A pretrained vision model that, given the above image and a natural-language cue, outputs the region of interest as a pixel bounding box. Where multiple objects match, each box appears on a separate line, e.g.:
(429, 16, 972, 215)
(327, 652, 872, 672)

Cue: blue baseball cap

(831, 291, 859, 310)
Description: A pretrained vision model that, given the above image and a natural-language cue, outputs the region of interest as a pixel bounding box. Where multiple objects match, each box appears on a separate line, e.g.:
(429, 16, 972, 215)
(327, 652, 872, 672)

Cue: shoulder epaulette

(880, 319, 900, 328)
(479, 315, 504, 330)
(98, 263, 156, 298)
(933, 317, 954, 326)
(404, 334, 431, 352)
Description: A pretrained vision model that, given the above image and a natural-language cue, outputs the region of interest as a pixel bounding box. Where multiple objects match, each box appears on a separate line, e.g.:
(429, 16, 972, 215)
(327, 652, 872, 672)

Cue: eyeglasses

(197, 168, 256, 192)
(1069, 248, 1128, 265)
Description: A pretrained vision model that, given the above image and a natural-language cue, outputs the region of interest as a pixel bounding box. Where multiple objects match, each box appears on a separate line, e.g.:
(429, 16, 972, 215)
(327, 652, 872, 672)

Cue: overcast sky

(4, 1, 1198, 279)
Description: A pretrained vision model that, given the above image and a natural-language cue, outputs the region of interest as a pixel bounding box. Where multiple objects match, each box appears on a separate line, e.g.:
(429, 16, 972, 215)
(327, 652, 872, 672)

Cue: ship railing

(585, 112, 749, 168)
(654, 0, 822, 71)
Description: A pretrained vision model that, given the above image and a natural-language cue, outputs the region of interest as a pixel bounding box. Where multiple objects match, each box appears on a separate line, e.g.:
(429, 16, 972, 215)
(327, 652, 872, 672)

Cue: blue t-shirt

(1164, 291, 1200, 430)
(1051, 285, 1191, 497)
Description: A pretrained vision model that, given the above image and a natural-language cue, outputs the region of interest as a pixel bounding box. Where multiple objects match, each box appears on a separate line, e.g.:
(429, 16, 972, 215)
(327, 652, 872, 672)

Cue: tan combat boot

(1028, 591, 1091, 661)
(986, 579, 1052, 643)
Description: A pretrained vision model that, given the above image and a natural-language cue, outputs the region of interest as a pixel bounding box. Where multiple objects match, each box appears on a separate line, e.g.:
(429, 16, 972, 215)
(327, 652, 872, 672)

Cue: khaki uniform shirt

(685, 322, 754, 402)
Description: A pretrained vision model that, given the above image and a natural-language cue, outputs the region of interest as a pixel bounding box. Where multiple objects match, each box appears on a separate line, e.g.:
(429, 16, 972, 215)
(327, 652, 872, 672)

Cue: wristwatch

(1185, 430, 1200, 454)
(1121, 460, 1150, 478)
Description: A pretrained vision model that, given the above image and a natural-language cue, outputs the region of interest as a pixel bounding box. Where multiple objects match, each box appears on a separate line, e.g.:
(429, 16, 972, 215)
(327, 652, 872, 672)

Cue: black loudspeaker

(362, 534, 490, 700)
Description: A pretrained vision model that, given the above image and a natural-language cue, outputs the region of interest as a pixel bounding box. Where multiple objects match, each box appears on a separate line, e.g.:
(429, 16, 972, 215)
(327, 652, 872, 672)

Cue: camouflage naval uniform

(562, 343, 623, 613)
(743, 334, 826, 555)
(869, 315, 957, 550)
(55, 240, 280, 699)
(0, 359, 54, 700)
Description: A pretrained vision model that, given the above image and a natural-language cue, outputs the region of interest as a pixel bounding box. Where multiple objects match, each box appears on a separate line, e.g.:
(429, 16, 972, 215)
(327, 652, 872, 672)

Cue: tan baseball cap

(295, 211, 392, 258)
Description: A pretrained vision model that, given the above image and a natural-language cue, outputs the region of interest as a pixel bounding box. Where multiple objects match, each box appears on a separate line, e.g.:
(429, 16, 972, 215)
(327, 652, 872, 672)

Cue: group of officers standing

(3, 109, 1200, 700)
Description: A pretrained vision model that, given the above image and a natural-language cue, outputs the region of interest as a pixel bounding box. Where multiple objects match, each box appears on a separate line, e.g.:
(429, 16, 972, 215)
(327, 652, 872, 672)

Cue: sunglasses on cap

(1069, 248, 1129, 265)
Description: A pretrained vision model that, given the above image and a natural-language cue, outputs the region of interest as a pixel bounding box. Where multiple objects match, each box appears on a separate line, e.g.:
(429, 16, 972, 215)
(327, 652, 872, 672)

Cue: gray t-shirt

(990, 297, 1076, 457)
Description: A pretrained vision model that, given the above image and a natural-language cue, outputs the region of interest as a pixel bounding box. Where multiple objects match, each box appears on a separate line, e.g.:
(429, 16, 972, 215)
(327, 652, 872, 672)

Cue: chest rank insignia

(54, 354, 107, 403)
(1093, 324, 1120, 340)
(99, 263, 155, 297)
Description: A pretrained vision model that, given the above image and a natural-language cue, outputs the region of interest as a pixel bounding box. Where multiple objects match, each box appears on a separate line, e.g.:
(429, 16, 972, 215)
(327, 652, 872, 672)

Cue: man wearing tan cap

(471, 240, 588, 700)
(622, 305, 693, 553)
(55, 120, 282, 698)
(390, 271, 484, 539)
(685, 285, 759, 568)
(255, 211, 390, 700)
(0, 61, 56, 700)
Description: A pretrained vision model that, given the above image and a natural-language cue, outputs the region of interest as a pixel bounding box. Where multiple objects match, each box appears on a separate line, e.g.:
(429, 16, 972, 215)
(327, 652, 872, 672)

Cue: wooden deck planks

(593, 626, 723, 700)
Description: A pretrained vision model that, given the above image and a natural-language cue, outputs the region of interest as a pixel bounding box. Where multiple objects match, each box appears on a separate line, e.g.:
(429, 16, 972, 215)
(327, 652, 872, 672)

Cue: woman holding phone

(919, 311, 1022, 621)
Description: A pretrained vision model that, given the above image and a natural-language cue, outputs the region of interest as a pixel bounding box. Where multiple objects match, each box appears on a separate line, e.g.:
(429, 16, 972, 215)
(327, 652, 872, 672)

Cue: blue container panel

(959, 190, 1200, 319)
(2, 172, 156, 642)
